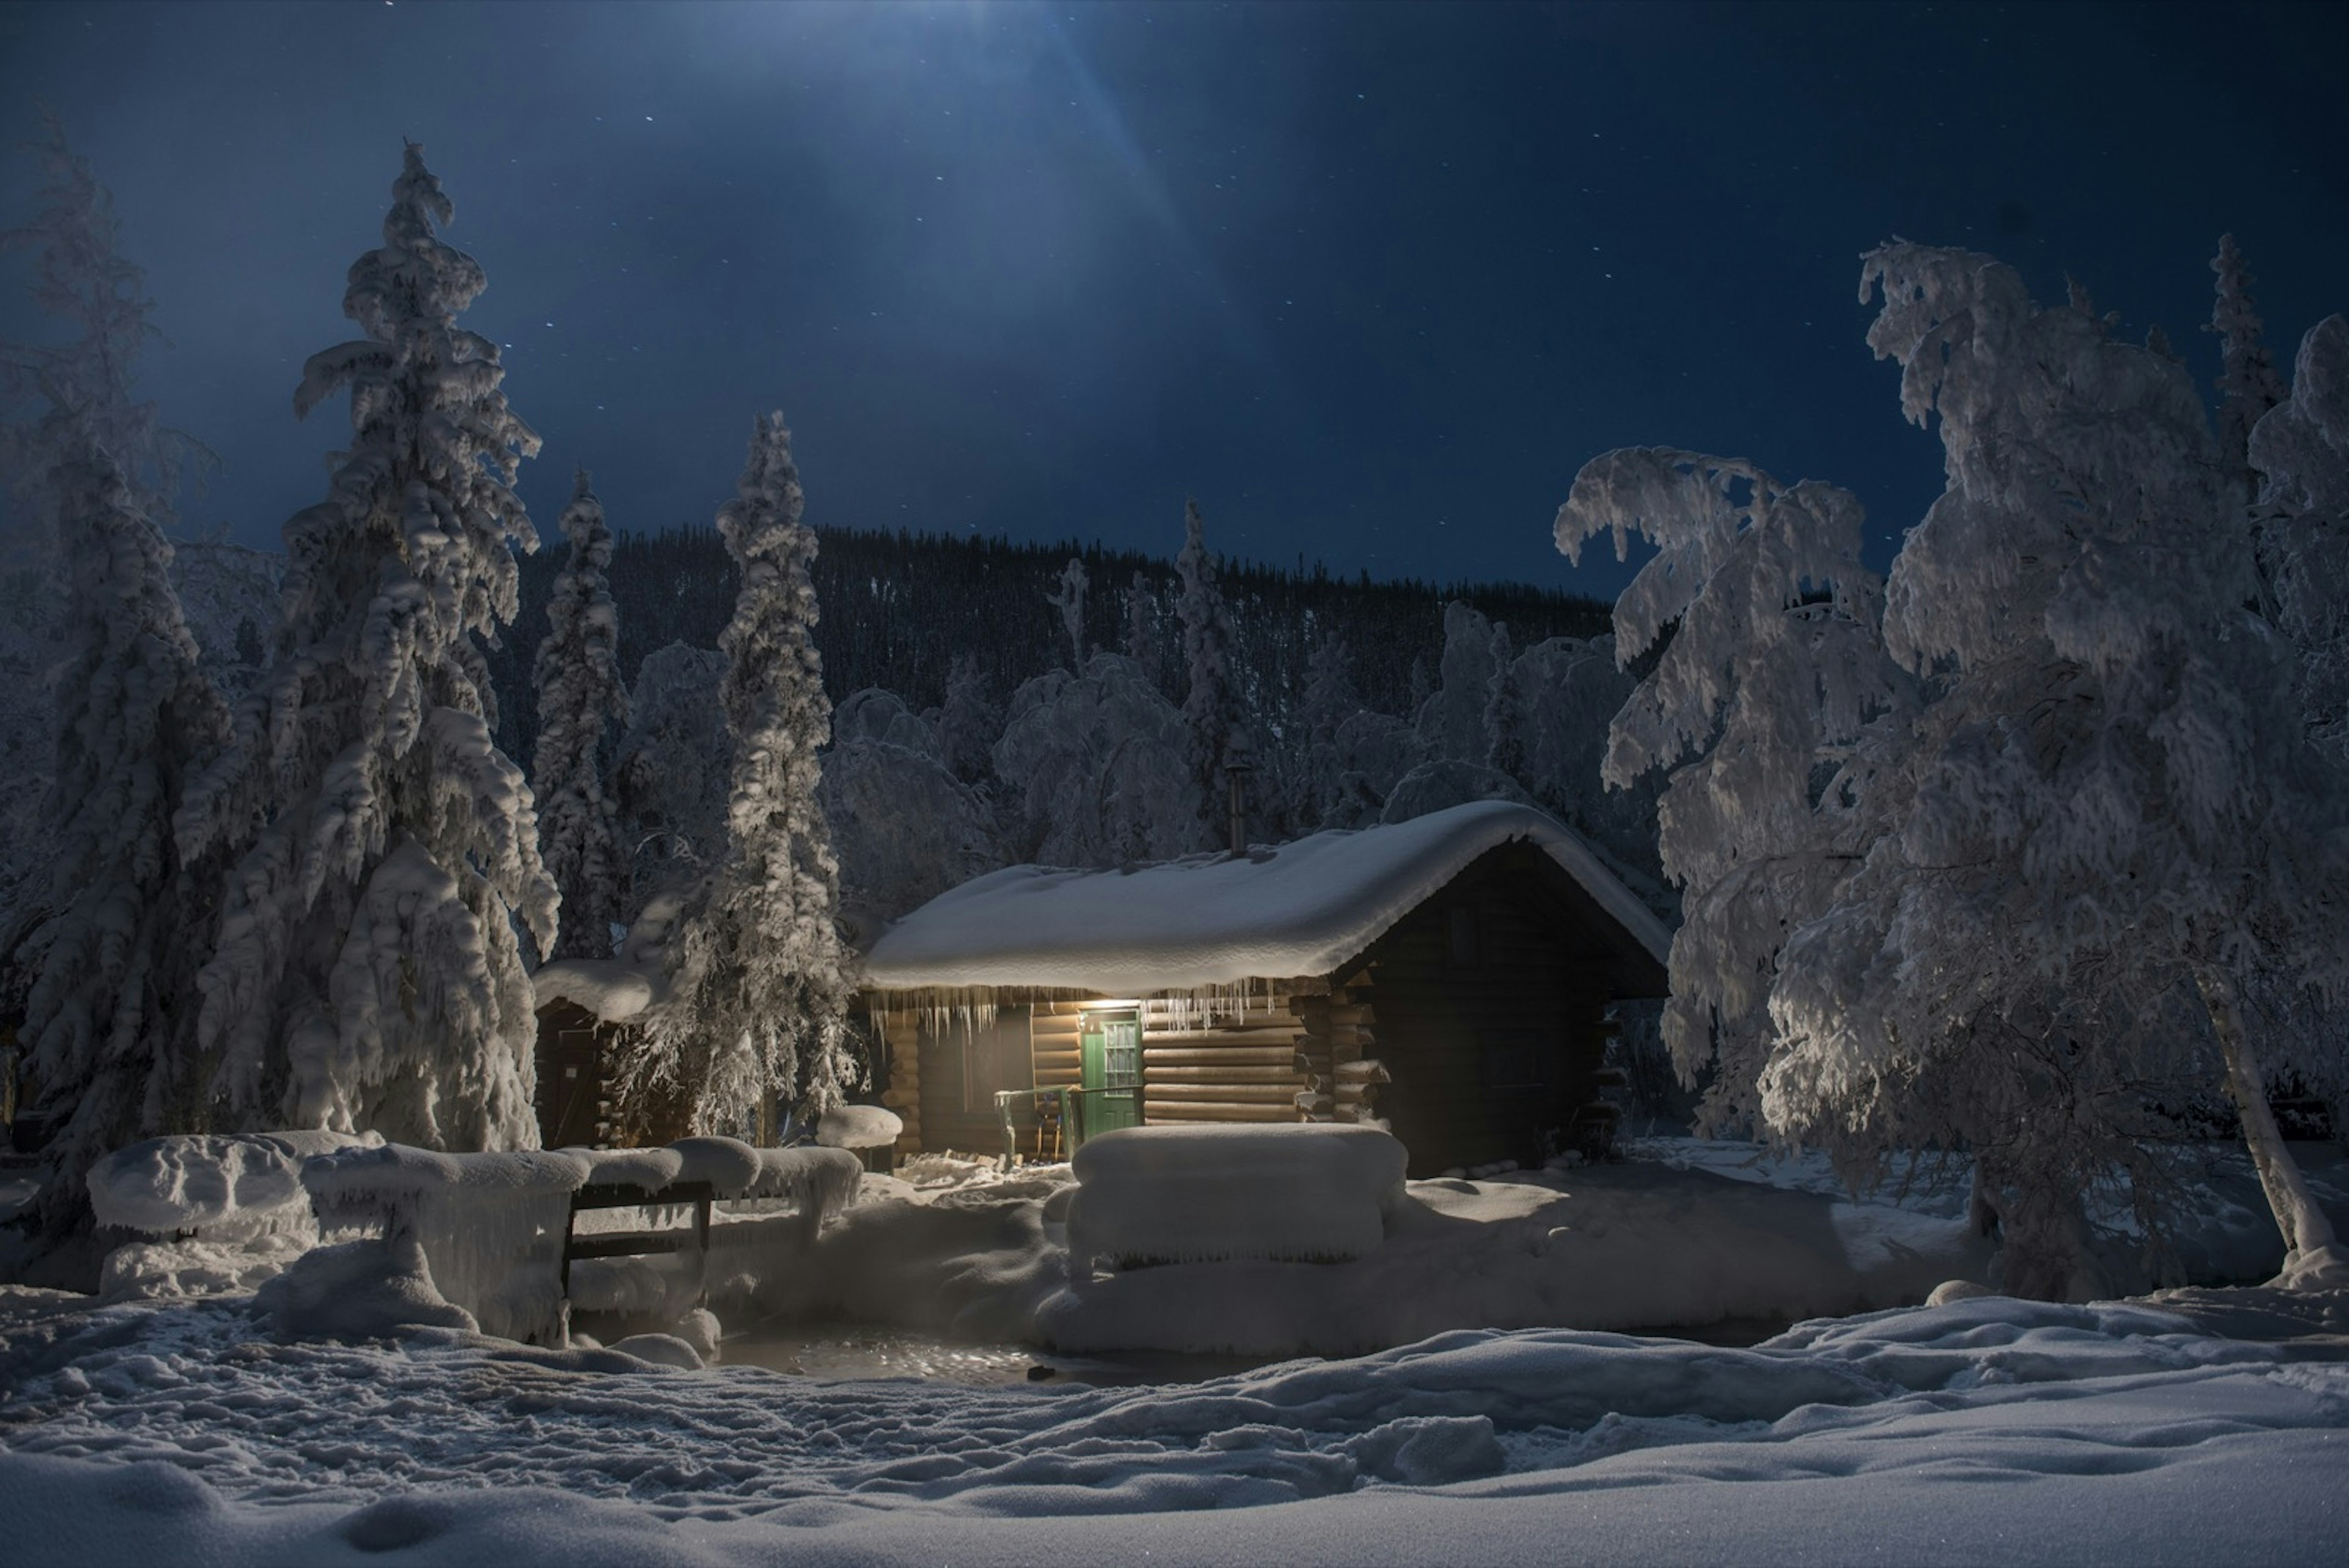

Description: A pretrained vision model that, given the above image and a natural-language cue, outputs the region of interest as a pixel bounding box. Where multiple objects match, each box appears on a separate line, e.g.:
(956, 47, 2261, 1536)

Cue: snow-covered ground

(4, 1137, 2345, 1562)
(2, 1285, 2345, 1565)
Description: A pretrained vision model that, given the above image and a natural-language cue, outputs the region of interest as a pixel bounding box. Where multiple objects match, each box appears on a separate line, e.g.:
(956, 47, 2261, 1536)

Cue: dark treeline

(487, 523, 1610, 760)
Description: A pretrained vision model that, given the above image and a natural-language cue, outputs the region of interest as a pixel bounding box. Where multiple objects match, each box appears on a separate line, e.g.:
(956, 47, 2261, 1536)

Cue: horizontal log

(1335, 1060, 1392, 1084)
(1143, 1103, 1302, 1123)
(1143, 1025, 1299, 1042)
(1294, 1093, 1334, 1114)
(1145, 1083, 1304, 1105)
(1142, 1011, 1300, 1033)
(1145, 1065, 1302, 1084)
(1141, 1046, 1296, 1068)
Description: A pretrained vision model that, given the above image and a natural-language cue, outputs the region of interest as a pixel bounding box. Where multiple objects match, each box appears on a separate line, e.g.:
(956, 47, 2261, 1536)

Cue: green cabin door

(1076, 1012, 1143, 1143)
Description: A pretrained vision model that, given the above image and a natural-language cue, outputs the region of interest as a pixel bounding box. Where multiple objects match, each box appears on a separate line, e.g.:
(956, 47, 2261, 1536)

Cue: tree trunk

(2195, 965, 2339, 1264)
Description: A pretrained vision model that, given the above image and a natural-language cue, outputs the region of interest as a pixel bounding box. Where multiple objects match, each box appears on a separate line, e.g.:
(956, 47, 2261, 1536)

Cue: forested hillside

(483, 523, 1611, 764)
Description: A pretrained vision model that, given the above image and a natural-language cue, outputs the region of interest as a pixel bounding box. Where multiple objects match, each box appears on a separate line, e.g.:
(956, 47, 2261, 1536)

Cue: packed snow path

(2, 1287, 2346, 1564)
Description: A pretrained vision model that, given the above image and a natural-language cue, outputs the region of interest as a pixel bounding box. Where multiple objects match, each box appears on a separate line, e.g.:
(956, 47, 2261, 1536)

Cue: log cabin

(859, 800, 1671, 1178)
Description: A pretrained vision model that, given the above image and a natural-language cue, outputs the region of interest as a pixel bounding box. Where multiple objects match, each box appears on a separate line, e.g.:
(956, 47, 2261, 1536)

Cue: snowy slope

(865, 800, 1671, 995)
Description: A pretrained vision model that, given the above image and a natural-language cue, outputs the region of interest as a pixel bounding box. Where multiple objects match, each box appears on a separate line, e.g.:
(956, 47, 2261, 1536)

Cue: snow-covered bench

(87, 1131, 865, 1344)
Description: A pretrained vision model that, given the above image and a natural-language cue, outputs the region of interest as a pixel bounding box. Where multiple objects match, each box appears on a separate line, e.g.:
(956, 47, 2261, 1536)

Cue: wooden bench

(559, 1180, 715, 1299)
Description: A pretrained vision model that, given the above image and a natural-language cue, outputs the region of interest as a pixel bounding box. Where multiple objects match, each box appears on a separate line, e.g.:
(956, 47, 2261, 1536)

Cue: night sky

(4, 0, 2345, 599)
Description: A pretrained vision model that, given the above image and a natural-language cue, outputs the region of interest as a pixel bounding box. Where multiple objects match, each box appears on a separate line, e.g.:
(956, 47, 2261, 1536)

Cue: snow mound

(866, 800, 1669, 995)
(86, 1131, 383, 1241)
(301, 1146, 592, 1346)
(1067, 1124, 1407, 1268)
(255, 1235, 478, 1341)
(97, 1233, 316, 1304)
(815, 1106, 902, 1150)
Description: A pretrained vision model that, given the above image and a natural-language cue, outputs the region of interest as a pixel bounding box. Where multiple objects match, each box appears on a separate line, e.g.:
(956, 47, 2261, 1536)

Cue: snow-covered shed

(861, 801, 1672, 1177)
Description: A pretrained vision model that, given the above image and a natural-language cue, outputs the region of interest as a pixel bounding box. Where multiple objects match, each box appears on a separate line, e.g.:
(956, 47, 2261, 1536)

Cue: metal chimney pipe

(1226, 767, 1247, 856)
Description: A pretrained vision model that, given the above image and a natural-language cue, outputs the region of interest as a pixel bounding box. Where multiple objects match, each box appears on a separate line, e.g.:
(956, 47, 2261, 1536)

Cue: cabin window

(959, 1005, 1034, 1113)
(1447, 904, 1482, 967)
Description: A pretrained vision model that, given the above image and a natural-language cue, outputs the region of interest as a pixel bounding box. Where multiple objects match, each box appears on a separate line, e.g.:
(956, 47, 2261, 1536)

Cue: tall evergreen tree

(177, 143, 555, 1150)
(1482, 621, 1524, 778)
(17, 450, 232, 1241)
(0, 118, 235, 1247)
(1044, 556, 1089, 672)
(936, 652, 1000, 785)
(2208, 234, 2289, 502)
(1125, 569, 1160, 685)
(626, 413, 858, 1135)
(1176, 499, 1239, 850)
(532, 467, 631, 960)
(0, 108, 212, 530)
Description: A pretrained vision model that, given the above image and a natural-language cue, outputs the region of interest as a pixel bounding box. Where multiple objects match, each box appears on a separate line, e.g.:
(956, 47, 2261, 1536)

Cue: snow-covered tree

(993, 653, 1195, 867)
(822, 687, 996, 932)
(1765, 246, 2347, 1293)
(2208, 234, 2290, 501)
(614, 641, 731, 895)
(1416, 601, 1497, 762)
(1045, 556, 1089, 672)
(0, 114, 234, 1252)
(0, 108, 212, 532)
(936, 652, 1001, 785)
(176, 143, 555, 1151)
(531, 467, 631, 960)
(1482, 621, 1523, 778)
(1563, 247, 2349, 1296)
(623, 413, 858, 1137)
(1554, 450, 1901, 1140)
(2248, 314, 2349, 764)
(1124, 569, 1161, 685)
(0, 111, 213, 962)
(1176, 499, 1242, 850)
(17, 449, 234, 1243)
(1286, 631, 1361, 828)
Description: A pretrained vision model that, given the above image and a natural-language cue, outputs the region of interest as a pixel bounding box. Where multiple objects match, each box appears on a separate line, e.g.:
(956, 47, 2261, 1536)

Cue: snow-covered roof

(531, 957, 658, 1022)
(863, 800, 1672, 998)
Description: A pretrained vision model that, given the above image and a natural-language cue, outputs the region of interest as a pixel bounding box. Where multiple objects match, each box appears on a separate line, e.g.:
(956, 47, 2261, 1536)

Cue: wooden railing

(559, 1180, 714, 1299)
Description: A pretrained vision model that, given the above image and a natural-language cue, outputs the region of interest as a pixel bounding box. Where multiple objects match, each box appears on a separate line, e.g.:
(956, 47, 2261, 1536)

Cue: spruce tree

(626, 413, 858, 1135)
(1482, 621, 1524, 778)
(2208, 234, 2289, 502)
(1044, 556, 1089, 672)
(1176, 499, 1239, 849)
(532, 467, 631, 960)
(177, 143, 556, 1150)
(0, 115, 232, 1250)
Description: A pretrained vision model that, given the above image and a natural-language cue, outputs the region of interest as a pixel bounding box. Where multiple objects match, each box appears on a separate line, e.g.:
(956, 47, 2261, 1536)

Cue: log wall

(1352, 851, 1614, 1177)
(1138, 997, 1311, 1125)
